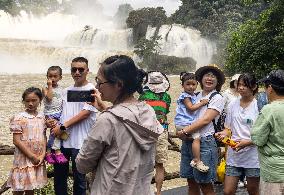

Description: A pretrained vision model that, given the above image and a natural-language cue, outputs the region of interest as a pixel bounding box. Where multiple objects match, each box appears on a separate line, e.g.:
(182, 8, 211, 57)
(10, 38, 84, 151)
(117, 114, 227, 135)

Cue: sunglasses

(71, 67, 85, 73)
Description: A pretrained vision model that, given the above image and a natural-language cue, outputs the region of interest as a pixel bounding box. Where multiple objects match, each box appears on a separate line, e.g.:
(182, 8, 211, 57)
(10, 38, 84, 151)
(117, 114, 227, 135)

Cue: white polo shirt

(60, 83, 97, 149)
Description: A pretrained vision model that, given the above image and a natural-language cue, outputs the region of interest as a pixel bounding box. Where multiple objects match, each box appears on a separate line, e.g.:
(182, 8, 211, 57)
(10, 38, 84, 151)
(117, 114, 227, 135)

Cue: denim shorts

(226, 165, 260, 177)
(180, 135, 218, 183)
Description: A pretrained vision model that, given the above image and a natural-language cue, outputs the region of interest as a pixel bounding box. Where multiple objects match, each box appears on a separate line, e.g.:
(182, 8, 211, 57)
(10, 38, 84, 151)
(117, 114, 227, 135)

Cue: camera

(67, 90, 95, 102)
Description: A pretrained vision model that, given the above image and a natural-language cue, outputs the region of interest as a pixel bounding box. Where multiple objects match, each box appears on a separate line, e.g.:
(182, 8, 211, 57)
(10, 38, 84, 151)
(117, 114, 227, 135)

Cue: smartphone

(67, 90, 95, 102)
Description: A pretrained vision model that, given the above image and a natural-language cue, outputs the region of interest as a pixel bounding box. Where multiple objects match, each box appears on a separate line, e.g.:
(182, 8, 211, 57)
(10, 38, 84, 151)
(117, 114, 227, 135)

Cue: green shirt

(251, 100, 284, 182)
(138, 90, 171, 124)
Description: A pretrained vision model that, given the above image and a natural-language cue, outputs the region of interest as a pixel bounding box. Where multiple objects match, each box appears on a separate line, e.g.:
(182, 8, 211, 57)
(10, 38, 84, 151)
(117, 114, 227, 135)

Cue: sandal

(190, 160, 209, 172)
(54, 153, 68, 164)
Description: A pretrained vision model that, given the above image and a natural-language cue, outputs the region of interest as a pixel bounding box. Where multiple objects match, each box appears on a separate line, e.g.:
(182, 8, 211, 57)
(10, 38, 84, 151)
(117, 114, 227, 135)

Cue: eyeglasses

(204, 73, 217, 79)
(71, 67, 85, 73)
(95, 77, 109, 87)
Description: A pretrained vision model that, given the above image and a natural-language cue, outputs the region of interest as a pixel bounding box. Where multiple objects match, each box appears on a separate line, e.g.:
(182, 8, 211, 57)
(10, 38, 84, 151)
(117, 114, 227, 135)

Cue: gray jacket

(75, 102, 164, 195)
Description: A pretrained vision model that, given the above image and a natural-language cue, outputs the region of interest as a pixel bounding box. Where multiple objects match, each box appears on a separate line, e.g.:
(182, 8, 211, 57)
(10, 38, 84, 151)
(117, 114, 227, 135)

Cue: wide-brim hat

(143, 71, 170, 93)
(195, 64, 226, 86)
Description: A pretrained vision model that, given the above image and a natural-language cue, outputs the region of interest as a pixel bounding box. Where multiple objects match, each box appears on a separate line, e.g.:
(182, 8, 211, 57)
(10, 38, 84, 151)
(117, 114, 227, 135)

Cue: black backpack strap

(207, 91, 222, 133)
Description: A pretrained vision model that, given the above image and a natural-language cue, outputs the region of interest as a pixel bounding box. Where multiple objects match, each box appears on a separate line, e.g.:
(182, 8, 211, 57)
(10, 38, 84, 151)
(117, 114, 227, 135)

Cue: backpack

(256, 92, 268, 112)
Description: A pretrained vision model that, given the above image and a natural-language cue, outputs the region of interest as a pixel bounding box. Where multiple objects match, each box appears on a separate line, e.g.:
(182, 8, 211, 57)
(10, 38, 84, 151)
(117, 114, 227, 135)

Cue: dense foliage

(126, 7, 168, 43)
(170, 0, 269, 40)
(0, 0, 59, 16)
(225, 0, 284, 78)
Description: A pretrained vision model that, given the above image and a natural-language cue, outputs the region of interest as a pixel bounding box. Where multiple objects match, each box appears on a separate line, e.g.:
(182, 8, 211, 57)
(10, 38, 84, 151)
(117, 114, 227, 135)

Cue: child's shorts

(155, 131, 168, 164)
(175, 125, 200, 139)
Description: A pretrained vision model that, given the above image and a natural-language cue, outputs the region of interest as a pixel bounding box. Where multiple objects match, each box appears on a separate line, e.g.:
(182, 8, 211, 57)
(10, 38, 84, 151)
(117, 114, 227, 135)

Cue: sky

(97, 0, 182, 16)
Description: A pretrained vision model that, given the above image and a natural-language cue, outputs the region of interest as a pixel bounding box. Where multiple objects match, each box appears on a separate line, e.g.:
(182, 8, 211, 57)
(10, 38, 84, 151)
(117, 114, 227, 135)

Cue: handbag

(216, 158, 226, 182)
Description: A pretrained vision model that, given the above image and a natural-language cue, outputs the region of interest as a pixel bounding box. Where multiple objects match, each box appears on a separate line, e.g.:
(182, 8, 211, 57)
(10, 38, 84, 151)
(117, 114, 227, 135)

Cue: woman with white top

(215, 73, 260, 195)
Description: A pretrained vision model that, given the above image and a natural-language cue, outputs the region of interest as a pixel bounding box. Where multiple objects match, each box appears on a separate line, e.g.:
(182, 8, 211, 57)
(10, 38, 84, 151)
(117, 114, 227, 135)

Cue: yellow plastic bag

(217, 158, 226, 182)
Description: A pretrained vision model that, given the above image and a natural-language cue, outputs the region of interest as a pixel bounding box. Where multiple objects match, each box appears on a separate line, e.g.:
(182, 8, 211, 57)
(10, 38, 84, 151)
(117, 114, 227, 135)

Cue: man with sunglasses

(51, 57, 97, 195)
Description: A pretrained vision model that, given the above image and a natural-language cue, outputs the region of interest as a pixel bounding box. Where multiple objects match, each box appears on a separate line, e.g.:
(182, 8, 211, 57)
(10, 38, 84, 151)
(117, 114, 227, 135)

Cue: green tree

(225, 0, 284, 78)
(171, 0, 269, 40)
(0, 0, 20, 15)
(134, 36, 161, 59)
(126, 7, 168, 43)
(0, 0, 60, 16)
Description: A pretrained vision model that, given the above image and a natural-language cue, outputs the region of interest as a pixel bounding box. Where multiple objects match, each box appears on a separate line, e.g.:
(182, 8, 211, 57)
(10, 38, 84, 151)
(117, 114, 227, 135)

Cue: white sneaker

(238, 181, 245, 188)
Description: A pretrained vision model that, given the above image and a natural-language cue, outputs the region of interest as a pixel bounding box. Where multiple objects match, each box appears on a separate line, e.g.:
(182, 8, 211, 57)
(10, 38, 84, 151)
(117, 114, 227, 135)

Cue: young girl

(138, 71, 171, 195)
(174, 72, 209, 172)
(215, 73, 260, 195)
(42, 66, 67, 164)
(7, 87, 48, 195)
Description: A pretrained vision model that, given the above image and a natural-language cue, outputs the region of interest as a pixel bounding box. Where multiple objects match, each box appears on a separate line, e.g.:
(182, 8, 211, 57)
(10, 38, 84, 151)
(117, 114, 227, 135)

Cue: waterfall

(146, 24, 216, 68)
(0, 38, 133, 74)
(64, 27, 133, 51)
(0, 11, 216, 74)
(0, 11, 134, 74)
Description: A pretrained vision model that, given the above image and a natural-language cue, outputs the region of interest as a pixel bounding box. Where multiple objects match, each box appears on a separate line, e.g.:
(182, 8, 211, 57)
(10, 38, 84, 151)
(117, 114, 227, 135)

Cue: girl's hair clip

(180, 71, 188, 81)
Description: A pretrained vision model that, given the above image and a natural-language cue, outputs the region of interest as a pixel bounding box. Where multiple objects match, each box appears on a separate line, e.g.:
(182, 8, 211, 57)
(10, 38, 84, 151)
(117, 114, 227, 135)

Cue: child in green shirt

(139, 71, 171, 195)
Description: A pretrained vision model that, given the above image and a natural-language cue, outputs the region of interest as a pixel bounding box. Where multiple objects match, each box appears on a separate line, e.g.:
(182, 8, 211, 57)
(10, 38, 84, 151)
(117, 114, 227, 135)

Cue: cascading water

(0, 10, 134, 74)
(0, 11, 216, 74)
(146, 24, 216, 68)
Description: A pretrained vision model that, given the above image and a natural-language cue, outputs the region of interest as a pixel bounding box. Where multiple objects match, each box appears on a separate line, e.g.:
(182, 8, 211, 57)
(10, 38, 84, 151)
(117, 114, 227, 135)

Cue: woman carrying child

(176, 65, 225, 195)
(215, 73, 260, 195)
(174, 72, 209, 172)
(7, 87, 47, 195)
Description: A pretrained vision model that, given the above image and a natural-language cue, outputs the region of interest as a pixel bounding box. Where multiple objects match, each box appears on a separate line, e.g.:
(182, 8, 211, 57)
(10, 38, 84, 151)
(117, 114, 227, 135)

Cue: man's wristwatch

(60, 125, 66, 131)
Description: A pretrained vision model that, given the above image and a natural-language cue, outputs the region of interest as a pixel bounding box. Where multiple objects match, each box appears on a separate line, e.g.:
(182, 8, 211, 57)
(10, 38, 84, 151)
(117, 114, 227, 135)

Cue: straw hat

(195, 64, 225, 85)
(195, 64, 225, 91)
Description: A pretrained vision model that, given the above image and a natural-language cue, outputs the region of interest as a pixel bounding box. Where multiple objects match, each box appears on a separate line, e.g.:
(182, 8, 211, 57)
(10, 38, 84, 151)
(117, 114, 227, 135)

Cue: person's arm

(177, 93, 224, 138)
(181, 108, 220, 135)
(183, 98, 208, 112)
(251, 112, 270, 147)
(233, 140, 254, 151)
(76, 114, 114, 174)
(42, 79, 53, 102)
(52, 109, 92, 136)
(88, 89, 108, 111)
(13, 134, 40, 165)
(37, 128, 47, 166)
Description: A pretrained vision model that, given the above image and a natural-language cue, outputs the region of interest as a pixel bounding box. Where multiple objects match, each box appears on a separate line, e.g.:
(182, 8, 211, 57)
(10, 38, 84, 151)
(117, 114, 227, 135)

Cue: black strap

(207, 91, 221, 133)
